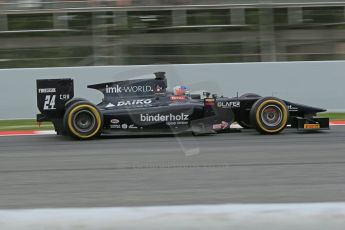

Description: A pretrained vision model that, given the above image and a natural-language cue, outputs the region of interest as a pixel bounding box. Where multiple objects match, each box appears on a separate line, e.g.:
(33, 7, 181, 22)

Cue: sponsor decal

(140, 113, 189, 125)
(217, 101, 240, 108)
(106, 103, 115, 108)
(59, 94, 70, 100)
(110, 119, 120, 124)
(213, 124, 222, 129)
(129, 124, 138, 129)
(117, 99, 152, 106)
(304, 124, 320, 129)
(212, 121, 229, 130)
(287, 105, 298, 111)
(105, 85, 153, 94)
(221, 121, 229, 129)
(43, 95, 56, 110)
(110, 121, 137, 129)
(38, 88, 56, 94)
(140, 113, 189, 122)
(170, 96, 185, 101)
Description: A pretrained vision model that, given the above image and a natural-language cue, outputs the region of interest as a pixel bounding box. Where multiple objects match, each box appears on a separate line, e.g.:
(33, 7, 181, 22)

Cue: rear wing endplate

(36, 78, 74, 120)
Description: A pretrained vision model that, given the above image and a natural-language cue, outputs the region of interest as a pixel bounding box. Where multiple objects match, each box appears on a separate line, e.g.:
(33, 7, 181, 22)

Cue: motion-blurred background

(0, 0, 344, 68)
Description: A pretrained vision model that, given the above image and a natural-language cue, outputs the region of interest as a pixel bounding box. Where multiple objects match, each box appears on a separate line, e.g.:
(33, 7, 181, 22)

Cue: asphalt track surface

(0, 127, 345, 209)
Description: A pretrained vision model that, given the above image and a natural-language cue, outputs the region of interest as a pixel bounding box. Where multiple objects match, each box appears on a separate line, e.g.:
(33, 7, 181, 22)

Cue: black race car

(36, 72, 329, 140)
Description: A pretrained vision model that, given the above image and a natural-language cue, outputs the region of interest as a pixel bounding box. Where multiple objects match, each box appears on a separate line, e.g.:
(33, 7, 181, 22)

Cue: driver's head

(173, 86, 189, 96)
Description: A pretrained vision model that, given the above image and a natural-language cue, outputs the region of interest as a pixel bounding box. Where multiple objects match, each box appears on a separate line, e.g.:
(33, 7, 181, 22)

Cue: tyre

(237, 93, 261, 128)
(63, 101, 103, 140)
(250, 97, 289, 134)
(240, 93, 261, 98)
(65, 98, 87, 109)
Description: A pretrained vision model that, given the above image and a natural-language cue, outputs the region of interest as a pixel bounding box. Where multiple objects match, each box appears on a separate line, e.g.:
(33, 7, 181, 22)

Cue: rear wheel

(250, 97, 289, 134)
(63, 101, 103, 140)
(65, 98, 87, 109)
(237, 93, 261, 129)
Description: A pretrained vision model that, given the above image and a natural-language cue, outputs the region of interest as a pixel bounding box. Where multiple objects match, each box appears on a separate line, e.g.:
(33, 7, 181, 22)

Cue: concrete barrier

(1, 203, 345, 230)
(0, 61, 344, 119)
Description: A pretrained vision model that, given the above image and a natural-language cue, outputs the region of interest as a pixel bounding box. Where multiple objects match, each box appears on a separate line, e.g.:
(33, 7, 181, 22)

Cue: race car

(36, 72, 329, 140)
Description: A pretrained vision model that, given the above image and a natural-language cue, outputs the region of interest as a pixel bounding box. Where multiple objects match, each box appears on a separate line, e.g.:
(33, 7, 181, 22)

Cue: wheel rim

(72, 109, 96, 133)
(261, 105, 282, 127)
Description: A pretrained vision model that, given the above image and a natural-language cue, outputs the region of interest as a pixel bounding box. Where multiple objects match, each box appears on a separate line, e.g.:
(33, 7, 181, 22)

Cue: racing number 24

(43, 95, 56, 110)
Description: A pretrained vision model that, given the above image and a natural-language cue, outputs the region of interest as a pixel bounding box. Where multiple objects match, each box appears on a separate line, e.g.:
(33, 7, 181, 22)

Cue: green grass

(0, 119, 53, 131)
(0, 113, 344, 131)
(317, 112, 345, 120)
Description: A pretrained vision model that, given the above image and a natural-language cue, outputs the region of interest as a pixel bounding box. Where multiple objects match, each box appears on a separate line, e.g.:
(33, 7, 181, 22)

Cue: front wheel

(63, 101, 103, 140)
(250, 97, 289, 134)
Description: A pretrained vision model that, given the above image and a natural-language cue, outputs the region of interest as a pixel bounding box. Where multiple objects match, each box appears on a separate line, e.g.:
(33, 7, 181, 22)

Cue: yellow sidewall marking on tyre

(67, 105, 102, 139)
(255, 100, 288, 133)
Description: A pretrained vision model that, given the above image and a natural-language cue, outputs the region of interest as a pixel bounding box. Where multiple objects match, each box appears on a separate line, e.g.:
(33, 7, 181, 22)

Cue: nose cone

(285, 101, 327, 114)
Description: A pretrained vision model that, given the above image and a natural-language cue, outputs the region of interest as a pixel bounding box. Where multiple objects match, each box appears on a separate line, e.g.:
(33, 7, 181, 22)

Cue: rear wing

(36, 78, 74, 121)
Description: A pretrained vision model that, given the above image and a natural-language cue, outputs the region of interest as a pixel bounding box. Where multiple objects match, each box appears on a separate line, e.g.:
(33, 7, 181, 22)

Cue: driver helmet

(173, 85, 190, 96)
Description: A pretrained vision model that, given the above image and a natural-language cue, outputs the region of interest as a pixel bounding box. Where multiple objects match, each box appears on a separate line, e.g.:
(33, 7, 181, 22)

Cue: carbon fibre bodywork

(36, 72, 329, 137)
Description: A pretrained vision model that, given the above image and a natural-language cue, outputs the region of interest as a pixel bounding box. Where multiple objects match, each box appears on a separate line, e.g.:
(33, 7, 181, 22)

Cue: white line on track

(0, 203, 345, 230)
